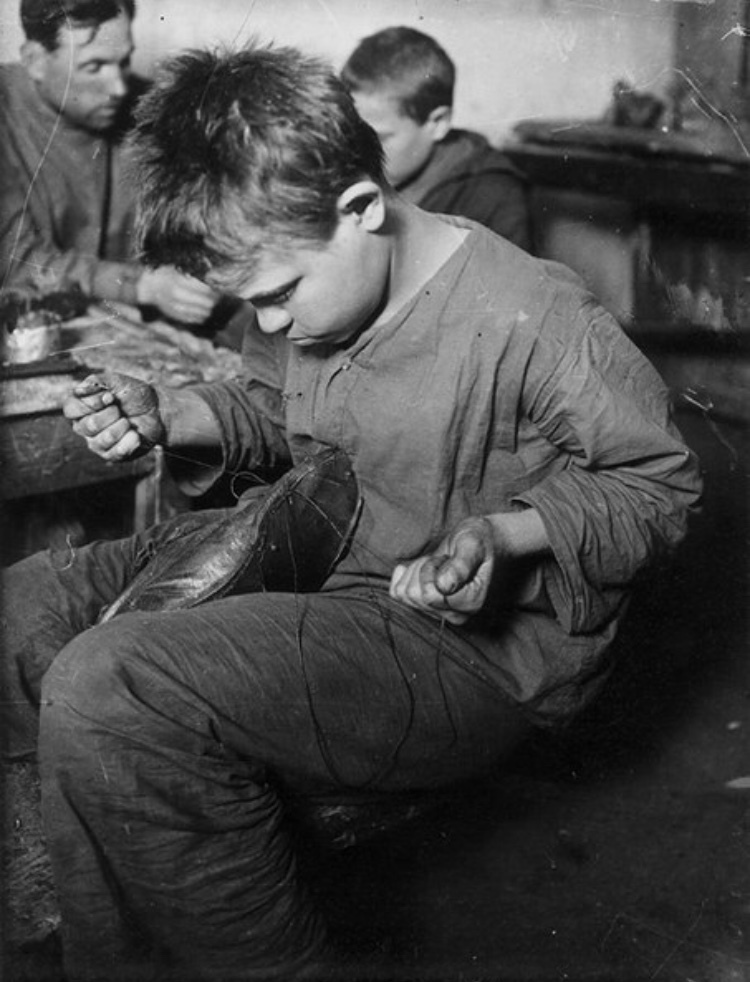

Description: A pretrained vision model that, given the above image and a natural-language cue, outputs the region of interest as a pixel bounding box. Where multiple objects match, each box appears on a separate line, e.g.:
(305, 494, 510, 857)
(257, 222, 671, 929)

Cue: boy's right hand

(63, 371, 166, 461)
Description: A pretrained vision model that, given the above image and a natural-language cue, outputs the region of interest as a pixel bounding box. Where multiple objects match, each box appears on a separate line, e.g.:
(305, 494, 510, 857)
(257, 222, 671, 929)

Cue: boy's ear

(21, 41, 51, 84)
(426, 105, 452, 143)
(337, 181, 386, 231)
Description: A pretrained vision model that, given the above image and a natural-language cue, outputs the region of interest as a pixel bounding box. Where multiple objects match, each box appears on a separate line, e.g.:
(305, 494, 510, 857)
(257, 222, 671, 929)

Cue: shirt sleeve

(514, 293, 702, 634)
(0, 156, 142, 304)
(166, 320, 292, 494)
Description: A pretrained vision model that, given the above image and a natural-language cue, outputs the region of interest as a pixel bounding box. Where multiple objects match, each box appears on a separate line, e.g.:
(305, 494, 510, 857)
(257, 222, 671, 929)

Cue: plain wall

(0, 0, 690, 323)
(0, 0, 677, 145)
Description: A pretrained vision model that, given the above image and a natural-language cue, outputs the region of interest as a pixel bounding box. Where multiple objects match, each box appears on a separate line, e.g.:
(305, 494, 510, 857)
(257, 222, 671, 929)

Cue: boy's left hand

(389, 517, 496, 625)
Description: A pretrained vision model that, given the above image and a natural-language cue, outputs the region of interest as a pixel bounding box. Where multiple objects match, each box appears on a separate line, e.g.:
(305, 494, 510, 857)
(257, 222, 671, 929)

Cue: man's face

(27, 10, 134, 133)
(227, 208, 391, 349)
(352, 90, 438, 188)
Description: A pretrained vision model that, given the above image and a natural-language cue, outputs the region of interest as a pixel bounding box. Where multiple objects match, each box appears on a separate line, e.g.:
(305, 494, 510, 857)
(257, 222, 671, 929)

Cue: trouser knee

(39, 623, 150, 779)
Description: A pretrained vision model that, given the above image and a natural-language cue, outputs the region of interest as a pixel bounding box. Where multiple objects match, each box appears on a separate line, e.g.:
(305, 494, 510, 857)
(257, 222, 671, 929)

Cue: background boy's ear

(337, 181, 386, 231)
(425, 105, 452, 143)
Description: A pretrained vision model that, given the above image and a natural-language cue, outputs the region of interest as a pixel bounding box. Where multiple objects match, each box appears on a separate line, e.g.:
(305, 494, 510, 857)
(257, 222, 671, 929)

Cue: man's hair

(131, 42, 386, 289)
(341, 26, 455, 124)
(21, 0, 135, 51)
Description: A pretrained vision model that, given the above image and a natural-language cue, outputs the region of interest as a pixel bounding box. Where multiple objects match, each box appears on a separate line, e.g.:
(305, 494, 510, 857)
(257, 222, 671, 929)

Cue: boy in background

(341, 25, 533, 251)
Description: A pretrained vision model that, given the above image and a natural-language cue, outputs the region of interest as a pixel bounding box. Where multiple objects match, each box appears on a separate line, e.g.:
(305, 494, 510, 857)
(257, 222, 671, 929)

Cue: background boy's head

(132, 42, 386, 293)
(20, 0, 136, 132)
(341, 26, 454, 188)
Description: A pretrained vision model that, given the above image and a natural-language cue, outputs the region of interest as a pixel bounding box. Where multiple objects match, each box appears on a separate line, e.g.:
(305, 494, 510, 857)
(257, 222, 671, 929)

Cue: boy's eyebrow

(248, 278, 299, 305)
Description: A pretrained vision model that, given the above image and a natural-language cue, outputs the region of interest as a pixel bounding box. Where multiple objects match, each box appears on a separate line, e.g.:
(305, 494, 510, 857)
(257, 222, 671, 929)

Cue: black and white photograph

(0, 1, 748, 979)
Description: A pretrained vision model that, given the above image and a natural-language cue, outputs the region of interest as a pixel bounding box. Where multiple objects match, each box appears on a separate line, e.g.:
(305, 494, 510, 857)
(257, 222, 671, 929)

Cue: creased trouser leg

(1, 539, 133, 758)
(38, 588, 528, 980)
(1, 512, 229, 759)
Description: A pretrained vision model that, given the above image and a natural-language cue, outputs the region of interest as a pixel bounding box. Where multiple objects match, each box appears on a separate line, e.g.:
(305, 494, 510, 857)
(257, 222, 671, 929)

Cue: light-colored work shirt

(185, 221, 702, 723)
(0, 63, 142, 302)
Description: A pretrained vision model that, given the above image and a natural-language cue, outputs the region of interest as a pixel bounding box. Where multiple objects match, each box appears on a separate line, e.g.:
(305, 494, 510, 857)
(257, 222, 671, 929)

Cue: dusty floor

(2, 411, 748, 982)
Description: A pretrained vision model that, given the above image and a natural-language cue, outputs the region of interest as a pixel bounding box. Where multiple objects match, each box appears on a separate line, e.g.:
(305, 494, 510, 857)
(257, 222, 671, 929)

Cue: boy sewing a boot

(2, 40, 700, 982)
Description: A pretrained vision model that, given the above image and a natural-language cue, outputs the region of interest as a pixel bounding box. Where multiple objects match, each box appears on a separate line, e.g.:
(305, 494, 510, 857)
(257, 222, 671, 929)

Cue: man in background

(0, 0, 221, 328)
(341, 25, 533, 252)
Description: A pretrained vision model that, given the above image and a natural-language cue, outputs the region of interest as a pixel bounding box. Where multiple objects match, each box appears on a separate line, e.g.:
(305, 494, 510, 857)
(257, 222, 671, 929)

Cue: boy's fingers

(67, 376, 114, 414)
(74, 374, 109, 396)
(108, 428, 143, 459)
(427, 553, 463, 597)
(434, 531, 486, 596)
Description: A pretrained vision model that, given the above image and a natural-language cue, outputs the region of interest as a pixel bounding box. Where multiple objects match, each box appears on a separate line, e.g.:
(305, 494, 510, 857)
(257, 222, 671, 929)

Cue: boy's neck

(374, 198, 468, 326)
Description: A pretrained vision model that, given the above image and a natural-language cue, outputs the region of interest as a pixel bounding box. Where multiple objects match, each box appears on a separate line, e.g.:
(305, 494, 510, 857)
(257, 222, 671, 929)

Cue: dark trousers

(1, 520, 529, 981)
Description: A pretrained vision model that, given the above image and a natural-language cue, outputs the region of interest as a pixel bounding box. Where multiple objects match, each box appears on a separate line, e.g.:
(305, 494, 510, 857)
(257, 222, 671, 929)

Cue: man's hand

(389, 518, 497, 625)
(63, 372, 166, 461)
(136, 265, 220, 325)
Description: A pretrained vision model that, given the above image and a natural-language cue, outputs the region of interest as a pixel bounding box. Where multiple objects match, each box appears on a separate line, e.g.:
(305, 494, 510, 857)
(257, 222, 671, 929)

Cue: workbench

(505, 119, 750, 427)
(0, 303, 243, 562)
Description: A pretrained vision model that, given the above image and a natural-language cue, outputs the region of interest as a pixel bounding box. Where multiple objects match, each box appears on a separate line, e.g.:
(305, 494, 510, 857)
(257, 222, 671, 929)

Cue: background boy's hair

(341, 26, 455, 124)
(21, 0, 136, 51)
(131, 42, 385, 289)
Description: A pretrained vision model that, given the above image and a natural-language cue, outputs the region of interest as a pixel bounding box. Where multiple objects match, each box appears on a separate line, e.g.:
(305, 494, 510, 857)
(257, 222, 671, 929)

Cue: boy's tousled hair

(21, 0, 135, 50)
(341, 26, 455, 124)
(131, 42, 386, 289)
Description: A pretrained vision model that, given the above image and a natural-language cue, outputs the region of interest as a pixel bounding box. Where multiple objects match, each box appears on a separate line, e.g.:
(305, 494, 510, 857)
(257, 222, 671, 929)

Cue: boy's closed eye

(249, 280, 299, 309)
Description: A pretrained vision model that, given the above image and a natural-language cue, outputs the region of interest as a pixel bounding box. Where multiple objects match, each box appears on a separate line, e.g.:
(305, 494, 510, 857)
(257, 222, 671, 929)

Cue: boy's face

(24, 10, 134, 133)
(353, 90, 441, 188)
(228, 204, 391, 348)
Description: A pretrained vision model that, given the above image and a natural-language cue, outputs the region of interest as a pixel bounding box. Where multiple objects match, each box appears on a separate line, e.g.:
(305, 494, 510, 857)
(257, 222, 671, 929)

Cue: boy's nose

(255, 306, 292, 334)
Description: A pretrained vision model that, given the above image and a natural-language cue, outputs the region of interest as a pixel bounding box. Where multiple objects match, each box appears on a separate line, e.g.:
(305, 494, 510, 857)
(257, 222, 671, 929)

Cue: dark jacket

(397, 128, 534, 252)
